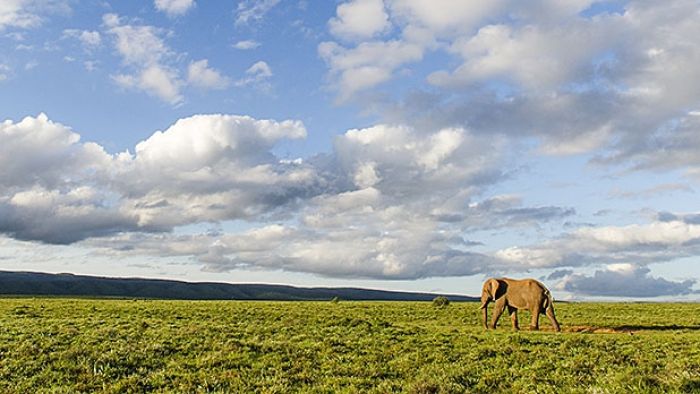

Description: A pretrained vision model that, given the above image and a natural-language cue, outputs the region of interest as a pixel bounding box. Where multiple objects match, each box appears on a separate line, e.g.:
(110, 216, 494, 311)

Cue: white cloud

(0, 0, 42, 30)
(138, 65, 183, 104)
(334, 124, 502, 196)
(4, 113, 697, 283)
(427, 21, 613, 92)
(235, 61, 273, 88)
(87, 202, 500, 280)
(232, 40, 260, 50)
(495, 220, 700, 269)
(0, 185, 140, 244)
(0, 114, 130, 244)
(103, 14, 170, 66)
(187, 59, 230, 90)
(103, 13, 184, 104)
(113, 65, 183, 105)
(329, 0, 389, 41)
(154, 0, 195, 17)
(235, 0, 281, 26)
(388, 0, 506, 36)
(0, 113, 312, 243)
(319, 0, 509, 99)
(106, 114, 311, 228)
(319, 39, 424, 101)
(0, 113, 110, 190)
(0, 113, 515, 280)
(63, 29, 101, 49)
(319, 0, 700, 180)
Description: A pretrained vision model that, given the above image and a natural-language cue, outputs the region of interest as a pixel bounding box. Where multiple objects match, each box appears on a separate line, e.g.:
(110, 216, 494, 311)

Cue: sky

(1, 0, 700, 300)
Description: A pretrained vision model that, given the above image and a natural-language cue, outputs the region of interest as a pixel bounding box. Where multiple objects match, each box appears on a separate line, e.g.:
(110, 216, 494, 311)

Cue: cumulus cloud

(319, 0, 505, 100)
(3, 113, 697, 284)
(154, 0, 195, 17)
(84, 122, 515, 280)
(333, 124, 505, 196)
(187, 59, 230, 90)
(320, 0, 700, 180)
(0, 112, 521, 280)
(0, 186, 141, 244)
(495, 219, 700, 268)
(329, 0, 389, 41)
(0, 113, 110, 190)
(561, 264, 696, 297)
(0, 114, 138, 243)
(110, 114, 312, 228)
(0, 113, 312, 243)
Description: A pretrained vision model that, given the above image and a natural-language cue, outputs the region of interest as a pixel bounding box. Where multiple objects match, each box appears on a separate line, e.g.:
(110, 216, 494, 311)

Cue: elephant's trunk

(480, 292, 490, 329)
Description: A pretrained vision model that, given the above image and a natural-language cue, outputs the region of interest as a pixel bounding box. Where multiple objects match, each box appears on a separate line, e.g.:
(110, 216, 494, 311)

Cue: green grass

(1, 299, 699, 393)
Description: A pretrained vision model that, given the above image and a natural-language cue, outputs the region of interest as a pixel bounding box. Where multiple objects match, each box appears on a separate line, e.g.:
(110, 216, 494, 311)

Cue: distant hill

(0, 271, 478, 301)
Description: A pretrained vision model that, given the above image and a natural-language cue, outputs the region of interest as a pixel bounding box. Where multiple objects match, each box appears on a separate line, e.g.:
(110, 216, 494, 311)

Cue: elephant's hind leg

(508, 306, 519, 331)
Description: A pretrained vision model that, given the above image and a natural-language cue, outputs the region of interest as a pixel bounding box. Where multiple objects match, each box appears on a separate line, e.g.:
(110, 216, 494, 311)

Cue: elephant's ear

(488, 278, 501, 299)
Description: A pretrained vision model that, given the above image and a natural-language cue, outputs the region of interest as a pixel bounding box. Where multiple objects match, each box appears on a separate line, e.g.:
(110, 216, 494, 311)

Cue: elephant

(480, 278, 561, 332)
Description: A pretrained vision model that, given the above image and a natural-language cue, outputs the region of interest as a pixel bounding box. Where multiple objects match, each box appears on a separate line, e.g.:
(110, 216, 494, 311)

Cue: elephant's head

(480, 278, 502, 329)
(480, 278, 500, 309)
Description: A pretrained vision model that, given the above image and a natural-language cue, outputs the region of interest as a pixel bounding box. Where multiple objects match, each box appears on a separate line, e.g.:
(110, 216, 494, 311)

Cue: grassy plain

(0, 299, 699, 393)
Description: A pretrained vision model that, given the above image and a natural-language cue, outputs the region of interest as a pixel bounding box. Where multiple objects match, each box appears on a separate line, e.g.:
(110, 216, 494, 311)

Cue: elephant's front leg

(489, 298, 507, 329)
(546, 306, 561, 332)
(529, 306, 541, 331)
(508, 306, 519, 331)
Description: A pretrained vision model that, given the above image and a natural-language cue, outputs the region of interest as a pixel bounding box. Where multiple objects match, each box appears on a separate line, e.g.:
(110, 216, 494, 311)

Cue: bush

(432, 296, 449, 308)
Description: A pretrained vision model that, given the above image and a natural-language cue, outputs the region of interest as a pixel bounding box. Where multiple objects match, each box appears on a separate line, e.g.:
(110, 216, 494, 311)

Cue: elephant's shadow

(567, 324, 700, 333)
(613, 324, 700, 331)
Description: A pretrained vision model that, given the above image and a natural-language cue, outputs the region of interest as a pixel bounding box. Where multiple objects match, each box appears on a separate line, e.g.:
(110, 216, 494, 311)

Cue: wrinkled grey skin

(480, 278, 561, 332)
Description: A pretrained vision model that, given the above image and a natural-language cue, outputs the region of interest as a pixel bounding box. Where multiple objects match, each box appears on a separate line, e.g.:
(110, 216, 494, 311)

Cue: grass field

(1, 299, 699, 393)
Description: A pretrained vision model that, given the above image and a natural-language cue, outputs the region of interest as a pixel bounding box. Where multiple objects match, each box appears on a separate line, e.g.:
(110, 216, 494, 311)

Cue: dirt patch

(565, 325, 634, 334)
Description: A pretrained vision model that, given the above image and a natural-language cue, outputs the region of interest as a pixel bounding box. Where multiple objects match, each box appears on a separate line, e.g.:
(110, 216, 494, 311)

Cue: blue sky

(1, 0, 700, 299)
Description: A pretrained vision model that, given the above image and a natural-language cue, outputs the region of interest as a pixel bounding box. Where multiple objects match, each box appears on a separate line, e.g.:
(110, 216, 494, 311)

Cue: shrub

(432, 296, 449, 308)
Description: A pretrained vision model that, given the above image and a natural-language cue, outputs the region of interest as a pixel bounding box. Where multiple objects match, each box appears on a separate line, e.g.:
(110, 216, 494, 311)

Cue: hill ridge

(0, 270, 478, 301)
